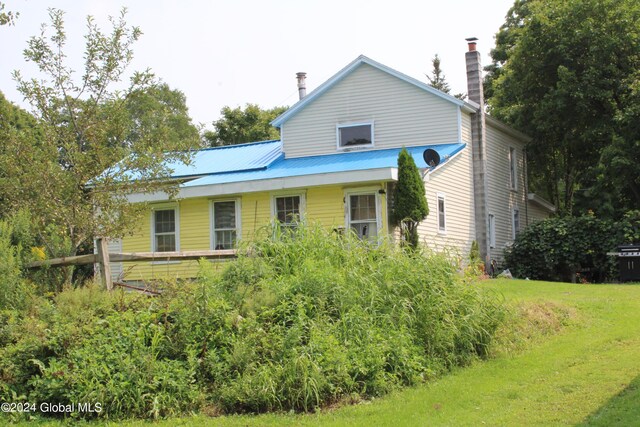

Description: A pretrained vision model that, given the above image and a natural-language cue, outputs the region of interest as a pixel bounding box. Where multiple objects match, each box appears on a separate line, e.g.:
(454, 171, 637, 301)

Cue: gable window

(212, 200, 240, 250)
(437, 193, 446, 232)
(274, 195, 303, 229)
(337, 122, 373, 149)
(488, 214, 496, 249)
(512, 208, 520, 240)
(509, 147, 518, 190)
(153, 208, 178, 252)
(348, 193, 379, 240)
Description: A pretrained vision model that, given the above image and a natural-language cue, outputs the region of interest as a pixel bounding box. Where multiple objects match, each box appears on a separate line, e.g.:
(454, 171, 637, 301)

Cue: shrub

(505, 211, 640, 282)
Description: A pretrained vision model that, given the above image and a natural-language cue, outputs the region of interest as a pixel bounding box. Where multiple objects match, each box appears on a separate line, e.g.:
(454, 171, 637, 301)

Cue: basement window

(337, 122, 373, 149)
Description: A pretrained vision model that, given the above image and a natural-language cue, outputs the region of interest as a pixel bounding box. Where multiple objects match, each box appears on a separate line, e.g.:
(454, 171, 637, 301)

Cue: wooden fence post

(96, 238, 113, 291)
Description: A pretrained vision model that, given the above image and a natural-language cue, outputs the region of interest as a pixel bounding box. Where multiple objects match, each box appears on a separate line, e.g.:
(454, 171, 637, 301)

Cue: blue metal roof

(181, 142, 466, 188)
(165, 139, 283, 178)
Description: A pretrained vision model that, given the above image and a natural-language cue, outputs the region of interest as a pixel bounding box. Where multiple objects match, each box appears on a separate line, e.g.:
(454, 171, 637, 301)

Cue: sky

(0, 0, 515, 128)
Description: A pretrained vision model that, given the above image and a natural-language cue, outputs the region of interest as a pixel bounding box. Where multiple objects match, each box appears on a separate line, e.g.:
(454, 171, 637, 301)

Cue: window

(212, 200, 239, 250)
(348, 193, 378, 240)
(509, 147, 518, 190)
(274, 195, 302, 229)
(153, 208, 177, 252)
(512, 209, 520, 239)
(437, 193, 446, 232)
(488, 214, 496, 249)
(337, 122, 373, 149)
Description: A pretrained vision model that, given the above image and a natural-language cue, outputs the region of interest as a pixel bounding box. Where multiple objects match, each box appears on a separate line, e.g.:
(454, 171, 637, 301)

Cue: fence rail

(26, 238, 238, 291)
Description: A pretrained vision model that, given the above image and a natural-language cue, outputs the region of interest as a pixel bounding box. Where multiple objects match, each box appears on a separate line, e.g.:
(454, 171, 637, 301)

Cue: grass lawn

(28, 279, 640, 426)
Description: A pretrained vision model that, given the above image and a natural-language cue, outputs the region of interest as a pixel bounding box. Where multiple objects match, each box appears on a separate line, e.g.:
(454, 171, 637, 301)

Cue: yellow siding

(122, 199, 212, 281)
(306, 186, 344, 228)
(119, 184, 387, 281)
(241, 192, 272, 240)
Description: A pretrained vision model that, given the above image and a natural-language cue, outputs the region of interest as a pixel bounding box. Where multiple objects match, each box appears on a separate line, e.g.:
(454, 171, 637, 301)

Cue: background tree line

(484, 0, 640, 218)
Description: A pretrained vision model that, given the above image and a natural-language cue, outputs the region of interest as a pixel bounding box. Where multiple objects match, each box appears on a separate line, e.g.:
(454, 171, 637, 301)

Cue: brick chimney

(465, 37, 490, 267)
(296, 72, 307, 100)
(465, 37, 483, 106)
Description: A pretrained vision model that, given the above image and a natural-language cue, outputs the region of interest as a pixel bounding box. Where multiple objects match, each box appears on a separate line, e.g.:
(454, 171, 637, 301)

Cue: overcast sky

(1, 0, 514, 128)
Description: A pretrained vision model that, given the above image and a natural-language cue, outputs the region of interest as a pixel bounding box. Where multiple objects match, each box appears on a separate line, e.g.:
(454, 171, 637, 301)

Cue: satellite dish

(423, 149, 441, 168)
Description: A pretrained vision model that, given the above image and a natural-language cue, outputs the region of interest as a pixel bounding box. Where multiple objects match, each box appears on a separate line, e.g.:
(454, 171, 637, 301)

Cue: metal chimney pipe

(296, 72, 307, 100)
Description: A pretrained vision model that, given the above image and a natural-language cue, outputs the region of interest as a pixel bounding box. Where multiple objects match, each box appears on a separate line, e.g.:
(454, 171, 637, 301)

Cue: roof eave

(528, 193, 556, 213)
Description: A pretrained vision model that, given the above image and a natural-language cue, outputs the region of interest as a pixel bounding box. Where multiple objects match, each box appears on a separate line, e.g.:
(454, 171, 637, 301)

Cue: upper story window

(509, 147, 518, 190)
(153, 208, 178, 252)
(337, 122, 374, 150)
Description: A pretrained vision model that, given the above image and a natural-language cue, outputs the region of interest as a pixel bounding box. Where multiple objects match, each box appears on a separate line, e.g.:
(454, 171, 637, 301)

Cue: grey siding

(282, 64, 460, 158)
(485, 123, 527, 264)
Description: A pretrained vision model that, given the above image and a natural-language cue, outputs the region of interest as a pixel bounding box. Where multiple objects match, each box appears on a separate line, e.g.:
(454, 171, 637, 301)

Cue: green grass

(21, 279, 640, 426)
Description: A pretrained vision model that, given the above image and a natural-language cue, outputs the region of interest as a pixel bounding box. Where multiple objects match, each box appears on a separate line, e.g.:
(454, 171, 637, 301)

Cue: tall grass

(0, 224, 505, 420)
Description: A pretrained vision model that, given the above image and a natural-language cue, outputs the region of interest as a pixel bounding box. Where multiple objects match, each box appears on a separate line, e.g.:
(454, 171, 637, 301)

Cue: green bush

(0, 224, 506, 420)
(505, 211, 640, 282)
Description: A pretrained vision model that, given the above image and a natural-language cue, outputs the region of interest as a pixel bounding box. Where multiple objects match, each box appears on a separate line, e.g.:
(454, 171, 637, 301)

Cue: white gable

(281, 62, 463, 158)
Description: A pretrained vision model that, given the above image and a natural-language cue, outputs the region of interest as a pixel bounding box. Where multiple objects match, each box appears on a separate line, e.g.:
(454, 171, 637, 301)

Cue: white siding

(461, 112, 472, 143)
(282, 64, 460, 158)
(485, 123, 527, 264)
(98, 238, 123, 283)
(417, 146, 476, 257)
(527, 202, 552, 225)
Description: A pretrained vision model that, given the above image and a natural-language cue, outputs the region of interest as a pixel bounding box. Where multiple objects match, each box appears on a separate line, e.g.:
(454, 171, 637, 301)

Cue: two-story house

(111, 39, 554, 282)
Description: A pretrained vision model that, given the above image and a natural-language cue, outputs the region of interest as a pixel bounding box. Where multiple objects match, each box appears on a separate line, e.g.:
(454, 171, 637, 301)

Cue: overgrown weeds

(0, 224, 507, 420)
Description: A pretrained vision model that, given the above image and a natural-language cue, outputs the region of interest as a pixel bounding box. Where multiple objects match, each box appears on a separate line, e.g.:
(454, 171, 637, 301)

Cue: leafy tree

(2, 8, 200, 282)
(0, 1, 18, 26)
(486, 0, 640, 216)
(392, 148, 429, 248)
(483, 0, 532, 102)
(426, 54, 466, 100)
(203, 104, 287, 147)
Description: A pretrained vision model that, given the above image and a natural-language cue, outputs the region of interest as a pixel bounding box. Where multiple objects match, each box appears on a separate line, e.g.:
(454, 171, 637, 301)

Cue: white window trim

(150, 203, 180, 263)
(336, 121, 375, 151)
(344, 188, 382, 240)
(271, 191, 306, 225)
(488, 213, 496, 249)
(512, 208, 520, 240)
(437, 192, 447, 234)
(509, 147, 518, 191)
(210, 198, 241, 250)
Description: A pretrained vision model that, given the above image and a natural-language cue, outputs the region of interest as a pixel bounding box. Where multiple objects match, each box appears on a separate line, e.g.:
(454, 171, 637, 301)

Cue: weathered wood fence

(26, 238, 238, 291)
